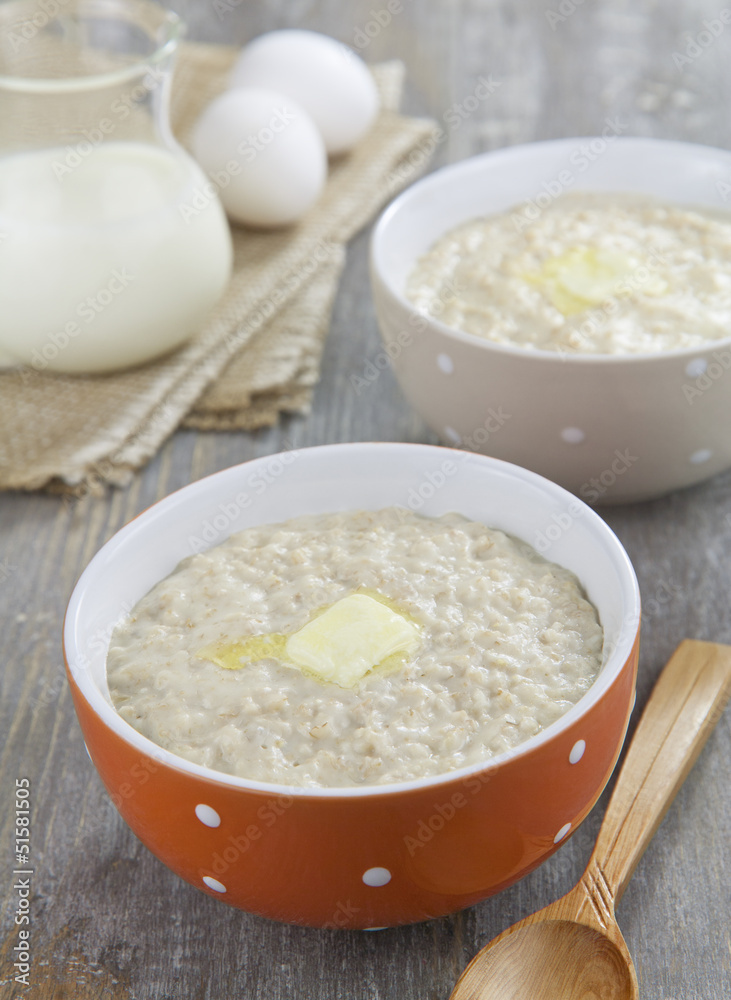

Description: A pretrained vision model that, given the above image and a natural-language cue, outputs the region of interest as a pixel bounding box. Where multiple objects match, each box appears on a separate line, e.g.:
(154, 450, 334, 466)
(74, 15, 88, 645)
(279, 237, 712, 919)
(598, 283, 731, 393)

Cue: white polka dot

(685, 358, 707, 378)
(362, 867, 391, 887)
(443, 425, 461, 445)
(690, 448, 712, 464)
(569, 740, 586, 764)
(202, 876, 226, 893)
(554, 823, 572, 844)
(436, 353, 454, 374)
(195, 804, 221, 828)
(561, 427, 585, 444)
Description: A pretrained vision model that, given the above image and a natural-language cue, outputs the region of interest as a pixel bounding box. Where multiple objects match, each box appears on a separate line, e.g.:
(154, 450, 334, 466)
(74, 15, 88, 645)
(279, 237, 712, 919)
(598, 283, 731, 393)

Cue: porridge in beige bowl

(406, 191, 731, 355)
(107, 507, 603, 788)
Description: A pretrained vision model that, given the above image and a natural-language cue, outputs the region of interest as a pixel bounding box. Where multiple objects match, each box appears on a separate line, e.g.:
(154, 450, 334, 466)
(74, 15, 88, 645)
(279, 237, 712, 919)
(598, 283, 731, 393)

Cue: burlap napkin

(0, 43, 436, 493)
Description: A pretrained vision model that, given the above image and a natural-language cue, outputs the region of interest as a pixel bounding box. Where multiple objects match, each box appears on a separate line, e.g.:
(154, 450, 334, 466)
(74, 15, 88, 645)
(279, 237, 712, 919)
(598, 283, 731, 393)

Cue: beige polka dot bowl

(370, 137, 731, 502)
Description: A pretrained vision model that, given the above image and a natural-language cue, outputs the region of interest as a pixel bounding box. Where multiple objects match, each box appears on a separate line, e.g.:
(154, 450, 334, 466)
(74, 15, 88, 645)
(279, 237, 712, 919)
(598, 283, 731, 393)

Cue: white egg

(229, 30, 380, 156)
(191, 88, 327, 228)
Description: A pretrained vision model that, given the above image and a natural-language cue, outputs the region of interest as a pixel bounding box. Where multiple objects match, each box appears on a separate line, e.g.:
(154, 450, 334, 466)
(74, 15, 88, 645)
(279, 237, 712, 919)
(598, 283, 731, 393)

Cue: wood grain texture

(450, 641, 731, 1000)
(2, 2, 731, 999)
(593, 640, 731, 904)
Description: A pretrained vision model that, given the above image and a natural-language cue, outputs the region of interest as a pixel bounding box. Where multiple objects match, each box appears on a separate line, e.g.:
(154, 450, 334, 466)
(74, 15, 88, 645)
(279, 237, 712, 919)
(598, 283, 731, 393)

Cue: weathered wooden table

(2, 1, 730, 997)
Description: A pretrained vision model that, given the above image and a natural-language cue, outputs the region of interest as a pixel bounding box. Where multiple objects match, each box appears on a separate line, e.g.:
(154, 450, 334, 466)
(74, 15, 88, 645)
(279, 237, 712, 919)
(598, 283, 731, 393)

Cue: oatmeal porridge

(107, 507, 603, 787)
(406, 192, 731, 354)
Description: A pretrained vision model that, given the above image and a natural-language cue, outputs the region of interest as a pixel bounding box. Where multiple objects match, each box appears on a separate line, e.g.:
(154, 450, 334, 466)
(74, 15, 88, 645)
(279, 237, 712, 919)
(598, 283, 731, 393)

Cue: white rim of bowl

(371, 135, 731, 365)
(64, 442, 641, 800)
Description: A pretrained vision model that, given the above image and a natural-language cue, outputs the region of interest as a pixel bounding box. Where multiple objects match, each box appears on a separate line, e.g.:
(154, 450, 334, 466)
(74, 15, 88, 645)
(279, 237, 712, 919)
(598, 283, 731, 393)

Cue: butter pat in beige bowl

(64, 444, 640, 927)
(371, 138, 731, 502)
(406, 191, 731, 356)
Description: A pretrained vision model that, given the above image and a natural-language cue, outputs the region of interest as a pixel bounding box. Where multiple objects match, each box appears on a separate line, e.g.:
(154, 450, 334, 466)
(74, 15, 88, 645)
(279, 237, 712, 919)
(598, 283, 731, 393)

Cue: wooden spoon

(450, 639, 731, 1000)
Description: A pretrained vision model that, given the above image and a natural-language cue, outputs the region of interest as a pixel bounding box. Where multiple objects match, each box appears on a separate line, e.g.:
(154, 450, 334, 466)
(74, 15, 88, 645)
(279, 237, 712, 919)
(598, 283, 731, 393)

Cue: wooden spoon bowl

(468, 920, 635, 1000)
(450, 640, 731, 1000)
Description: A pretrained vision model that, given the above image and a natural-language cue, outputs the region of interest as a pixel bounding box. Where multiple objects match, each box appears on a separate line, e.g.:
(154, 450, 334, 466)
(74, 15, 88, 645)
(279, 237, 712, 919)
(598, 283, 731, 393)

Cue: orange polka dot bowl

(371, 137, 731, 502)
(63, 442, 640, 928)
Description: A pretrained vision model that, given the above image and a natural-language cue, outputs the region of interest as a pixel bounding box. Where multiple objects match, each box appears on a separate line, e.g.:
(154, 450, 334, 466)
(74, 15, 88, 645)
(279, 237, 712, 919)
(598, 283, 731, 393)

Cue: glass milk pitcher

(0, 0, 232, 374)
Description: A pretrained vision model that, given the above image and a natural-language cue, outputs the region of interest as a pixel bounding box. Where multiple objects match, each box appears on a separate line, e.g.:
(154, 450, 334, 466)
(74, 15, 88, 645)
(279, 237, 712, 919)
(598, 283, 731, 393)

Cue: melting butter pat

(525, 246, 667, 316)
(285, 593, 420, 688)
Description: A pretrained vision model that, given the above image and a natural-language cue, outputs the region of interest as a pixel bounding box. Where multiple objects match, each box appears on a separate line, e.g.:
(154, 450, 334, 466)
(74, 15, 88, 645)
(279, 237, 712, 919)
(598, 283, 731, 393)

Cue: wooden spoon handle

(590, 639, 731, 905)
